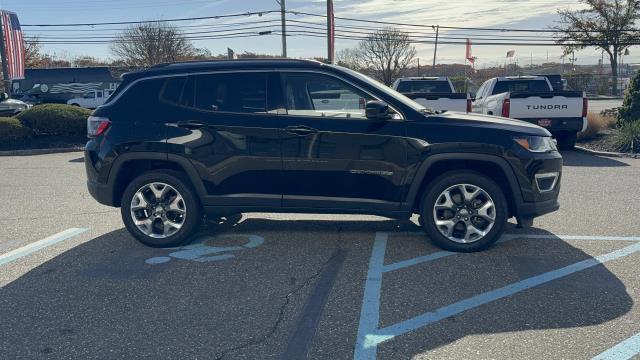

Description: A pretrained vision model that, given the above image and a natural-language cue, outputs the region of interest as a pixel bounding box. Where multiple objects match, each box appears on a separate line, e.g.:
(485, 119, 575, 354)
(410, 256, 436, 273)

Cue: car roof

(397, 76, 448, 81)
(122, 58, 325, 80)
(497, 76, 546, 81)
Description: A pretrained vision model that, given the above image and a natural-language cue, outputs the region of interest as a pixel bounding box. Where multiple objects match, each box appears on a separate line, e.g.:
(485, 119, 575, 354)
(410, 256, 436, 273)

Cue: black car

(85, 59, 561, 252)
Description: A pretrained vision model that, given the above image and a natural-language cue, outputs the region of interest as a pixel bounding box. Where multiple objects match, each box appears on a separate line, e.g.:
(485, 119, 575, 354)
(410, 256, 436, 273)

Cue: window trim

(109, 69, 405, 120)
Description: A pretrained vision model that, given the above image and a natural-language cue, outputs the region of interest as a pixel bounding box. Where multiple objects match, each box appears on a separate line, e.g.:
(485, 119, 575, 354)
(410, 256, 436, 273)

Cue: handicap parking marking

(0, 228, 88, 267)
(355, 232, 640, 360)
(145, 234, 264, 265)
(592, 332, 640, 360)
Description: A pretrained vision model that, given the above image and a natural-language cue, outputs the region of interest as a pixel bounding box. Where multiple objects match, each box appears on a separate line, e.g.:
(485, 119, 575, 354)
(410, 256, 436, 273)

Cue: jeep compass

(85, 59, 561, 252)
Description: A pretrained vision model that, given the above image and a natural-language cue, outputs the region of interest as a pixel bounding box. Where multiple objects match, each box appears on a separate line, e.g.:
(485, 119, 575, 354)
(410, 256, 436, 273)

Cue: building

(12, 67, 120, 103)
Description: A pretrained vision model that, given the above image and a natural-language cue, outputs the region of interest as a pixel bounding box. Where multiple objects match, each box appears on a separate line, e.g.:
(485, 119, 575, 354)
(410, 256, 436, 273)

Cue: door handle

(285, 125, 318, 136)
(175, 120, 206, 129)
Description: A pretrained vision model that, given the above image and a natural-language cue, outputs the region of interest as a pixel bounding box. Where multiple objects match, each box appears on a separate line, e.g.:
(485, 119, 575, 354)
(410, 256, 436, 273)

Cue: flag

(506, 49, 515, 58)
(327, 0, 335, 64)
(465, 39, 474, 64)
(0, 10, 24, 80)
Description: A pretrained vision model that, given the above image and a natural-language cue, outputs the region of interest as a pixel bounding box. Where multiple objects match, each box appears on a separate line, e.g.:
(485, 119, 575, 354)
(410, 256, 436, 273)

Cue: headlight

(514, 136, 557, 152)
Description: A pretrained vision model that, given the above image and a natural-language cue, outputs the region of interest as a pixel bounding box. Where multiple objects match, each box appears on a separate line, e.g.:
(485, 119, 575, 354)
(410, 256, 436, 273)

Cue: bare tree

(110, 22, 198, 68)
(553, 0, 640, 95)
(25, 38, 44, 68)
(357, 28, 416, 85)
(336, 48, 366, 71)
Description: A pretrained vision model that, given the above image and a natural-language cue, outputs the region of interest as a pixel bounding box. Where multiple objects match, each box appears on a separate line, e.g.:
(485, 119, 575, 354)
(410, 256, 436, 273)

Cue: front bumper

(516, 197, 560, 218)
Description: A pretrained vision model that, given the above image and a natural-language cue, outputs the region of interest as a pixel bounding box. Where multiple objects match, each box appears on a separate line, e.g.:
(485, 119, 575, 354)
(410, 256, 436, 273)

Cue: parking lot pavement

(1, 151, 640, 359)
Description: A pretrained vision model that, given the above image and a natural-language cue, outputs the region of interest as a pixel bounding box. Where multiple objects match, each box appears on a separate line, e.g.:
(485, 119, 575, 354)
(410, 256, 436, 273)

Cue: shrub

(618, 70, 640, 126)
(614, 121, 640, 153)
(16, 104, 91, 136)
(577, 113, 617, 140)
(0, 117, 33, 144)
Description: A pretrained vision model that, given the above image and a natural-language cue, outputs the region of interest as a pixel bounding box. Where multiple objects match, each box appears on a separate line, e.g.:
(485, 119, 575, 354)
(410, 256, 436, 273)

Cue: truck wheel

(70, 103, 80, 107)
(121, 171, 202, 248)
(556, 132, 577, 150)
(420, 171, 508, 252)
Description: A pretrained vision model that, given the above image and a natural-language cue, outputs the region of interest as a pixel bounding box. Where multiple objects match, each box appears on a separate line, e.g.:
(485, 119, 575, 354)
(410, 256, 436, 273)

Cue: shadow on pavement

(376, 227, 635, 359)
(561, 150, 629, 167)
(0, 219, 633, 360)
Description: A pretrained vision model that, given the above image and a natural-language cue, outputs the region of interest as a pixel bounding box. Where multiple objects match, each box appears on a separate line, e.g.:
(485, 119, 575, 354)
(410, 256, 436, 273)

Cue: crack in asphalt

(214, 224, 345, 360)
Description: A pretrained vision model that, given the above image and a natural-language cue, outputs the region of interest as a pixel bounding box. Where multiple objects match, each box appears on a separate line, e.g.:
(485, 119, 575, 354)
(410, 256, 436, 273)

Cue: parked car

(85, 59, 561, 252)
(392, 77, 470, 112)
(472, 76, 587, 149)
(0, 93, 31, 116)
(67, 89, 114, 109)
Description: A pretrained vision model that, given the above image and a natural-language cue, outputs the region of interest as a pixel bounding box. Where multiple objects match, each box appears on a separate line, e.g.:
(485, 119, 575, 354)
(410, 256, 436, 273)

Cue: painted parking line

(592, 332, 640, 360)
(355, 232, 640, 360)
(0, 228, 88, 267)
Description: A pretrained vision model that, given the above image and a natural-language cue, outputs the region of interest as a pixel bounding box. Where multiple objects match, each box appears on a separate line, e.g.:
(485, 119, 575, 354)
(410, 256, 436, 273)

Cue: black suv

(85, 59, 561, 252)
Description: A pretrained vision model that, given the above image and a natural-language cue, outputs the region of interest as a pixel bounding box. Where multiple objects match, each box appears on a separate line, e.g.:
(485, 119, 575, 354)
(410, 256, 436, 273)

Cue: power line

(22, 10, 280, 27)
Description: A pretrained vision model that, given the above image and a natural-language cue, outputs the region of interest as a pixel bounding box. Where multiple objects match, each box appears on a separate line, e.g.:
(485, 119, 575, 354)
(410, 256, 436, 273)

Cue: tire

(70, 103, 80, 107)
(121, 170, 202, 248)
(556, 132, 577, 150)
(420, 170, 508, 252)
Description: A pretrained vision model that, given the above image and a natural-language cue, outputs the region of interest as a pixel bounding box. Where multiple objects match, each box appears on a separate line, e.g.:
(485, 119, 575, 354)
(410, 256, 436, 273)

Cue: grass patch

(577, 113, 617, 140)
(614, 121, 640, 153)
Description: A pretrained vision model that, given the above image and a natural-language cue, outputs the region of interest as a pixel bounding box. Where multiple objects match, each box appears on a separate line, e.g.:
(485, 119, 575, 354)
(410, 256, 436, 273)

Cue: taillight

(501, 99, 510, 118)
(466, 98, 472, 113)
(582, 98, 588, 118)
(87, 116, 111, 138)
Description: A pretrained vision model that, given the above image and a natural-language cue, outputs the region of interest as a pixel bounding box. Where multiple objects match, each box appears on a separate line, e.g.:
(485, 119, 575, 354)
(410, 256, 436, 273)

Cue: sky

(2, 0, 637, 68)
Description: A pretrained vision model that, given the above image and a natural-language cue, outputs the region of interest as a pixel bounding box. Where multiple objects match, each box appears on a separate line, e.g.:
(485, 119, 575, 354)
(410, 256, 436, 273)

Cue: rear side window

(192, 72, 267, 113)
(492, 80, 550, 95)
(117, 78, 164, 109)
(396, 81, 451, 93)
(160, 76, 187, 105)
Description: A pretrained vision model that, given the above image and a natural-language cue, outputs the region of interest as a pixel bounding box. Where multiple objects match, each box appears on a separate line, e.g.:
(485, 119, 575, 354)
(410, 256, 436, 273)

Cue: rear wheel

(420, 171, 508, 252)
(556, 132, 577, 150)
(121, 171, 201, 247)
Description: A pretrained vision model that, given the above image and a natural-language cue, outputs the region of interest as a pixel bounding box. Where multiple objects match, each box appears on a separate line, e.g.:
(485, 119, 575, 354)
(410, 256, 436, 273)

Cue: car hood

(432, 111, 551, 136)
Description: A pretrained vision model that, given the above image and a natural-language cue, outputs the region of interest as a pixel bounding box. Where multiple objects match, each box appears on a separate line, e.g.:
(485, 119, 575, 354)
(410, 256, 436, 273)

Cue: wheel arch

(108, 153, 206, 207)
(405, 153, 522, 218)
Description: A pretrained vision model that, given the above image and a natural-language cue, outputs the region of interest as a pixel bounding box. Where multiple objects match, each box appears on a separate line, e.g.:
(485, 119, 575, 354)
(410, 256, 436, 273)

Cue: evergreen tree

(617, 70, 640, 126)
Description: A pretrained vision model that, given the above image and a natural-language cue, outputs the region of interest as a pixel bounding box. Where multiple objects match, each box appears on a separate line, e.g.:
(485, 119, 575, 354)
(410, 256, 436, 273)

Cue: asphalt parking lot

(1, 151, 639, 359)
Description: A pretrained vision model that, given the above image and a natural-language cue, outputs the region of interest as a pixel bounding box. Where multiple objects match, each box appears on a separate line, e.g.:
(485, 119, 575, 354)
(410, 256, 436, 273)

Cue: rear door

(277, 71, 408, 211)
(165, 71, 283, 208)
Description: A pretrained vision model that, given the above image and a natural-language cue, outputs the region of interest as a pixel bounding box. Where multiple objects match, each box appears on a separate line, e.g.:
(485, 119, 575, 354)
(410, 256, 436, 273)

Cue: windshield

(396, 81, 452, 93)
(330, 65, 429, 113)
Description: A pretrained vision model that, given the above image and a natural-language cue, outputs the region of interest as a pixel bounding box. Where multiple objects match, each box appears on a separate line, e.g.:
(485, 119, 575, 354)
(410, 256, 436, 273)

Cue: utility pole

(277, 0, 287, 58)
(432, 25, 439, 68)
(0, 20, 11, 96)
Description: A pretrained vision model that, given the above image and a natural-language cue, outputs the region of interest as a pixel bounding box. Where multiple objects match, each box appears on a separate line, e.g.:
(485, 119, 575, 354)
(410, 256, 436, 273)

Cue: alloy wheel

(432, 183, 496, 243)
(130, 182, 186, 238)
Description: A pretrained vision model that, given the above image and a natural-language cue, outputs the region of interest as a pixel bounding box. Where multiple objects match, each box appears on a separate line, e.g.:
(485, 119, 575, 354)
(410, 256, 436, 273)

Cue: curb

(574, 145, 638, 159)
(0, 147, 84, 156)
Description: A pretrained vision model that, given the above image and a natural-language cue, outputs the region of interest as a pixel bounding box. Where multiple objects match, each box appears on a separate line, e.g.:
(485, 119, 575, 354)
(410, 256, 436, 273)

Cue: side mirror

(0, 92, 7, 101)
(365, 100, 390, 121)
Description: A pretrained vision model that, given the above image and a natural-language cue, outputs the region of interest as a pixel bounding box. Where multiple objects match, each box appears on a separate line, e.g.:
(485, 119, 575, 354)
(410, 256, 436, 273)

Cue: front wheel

(420, 171, 508, 252)
(121, 171, 202, 247)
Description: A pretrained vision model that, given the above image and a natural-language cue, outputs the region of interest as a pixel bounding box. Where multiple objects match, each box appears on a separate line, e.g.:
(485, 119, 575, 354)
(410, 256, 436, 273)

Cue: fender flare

(106, 152, 207, 203)
(402, 152, 523, 211)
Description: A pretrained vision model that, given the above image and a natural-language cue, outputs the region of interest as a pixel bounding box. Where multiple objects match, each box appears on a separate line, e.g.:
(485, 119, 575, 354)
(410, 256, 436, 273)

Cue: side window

(281, 73, 374, 119)
(193, 72, 267, 113)
(159, 76, 187, 105)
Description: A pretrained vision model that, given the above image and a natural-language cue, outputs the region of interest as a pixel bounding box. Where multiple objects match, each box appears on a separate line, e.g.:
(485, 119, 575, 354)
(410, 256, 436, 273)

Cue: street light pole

(432, 25, 439, 68)
(278, 0, 287, 58)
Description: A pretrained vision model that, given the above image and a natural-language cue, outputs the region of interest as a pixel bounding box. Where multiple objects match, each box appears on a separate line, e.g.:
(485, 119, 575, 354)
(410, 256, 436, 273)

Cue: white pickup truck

(67, 89, 113, 109)
(472, 76, 587, 149)
(392, 77, 470, 112)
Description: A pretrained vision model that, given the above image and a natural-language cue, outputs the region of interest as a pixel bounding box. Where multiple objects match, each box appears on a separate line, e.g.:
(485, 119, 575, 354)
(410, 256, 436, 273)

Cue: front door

(165, 72, 283, 208)
(278, 72, 408, 211)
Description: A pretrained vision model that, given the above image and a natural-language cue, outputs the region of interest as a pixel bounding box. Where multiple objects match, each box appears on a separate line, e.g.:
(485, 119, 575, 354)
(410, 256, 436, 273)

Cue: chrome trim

(107, 68, 405, 120)
(534, 172, 559, 193)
